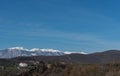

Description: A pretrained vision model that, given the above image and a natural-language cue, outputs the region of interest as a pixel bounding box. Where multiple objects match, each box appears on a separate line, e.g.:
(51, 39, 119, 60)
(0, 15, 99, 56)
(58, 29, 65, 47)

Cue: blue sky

(0, 0, 120, 53)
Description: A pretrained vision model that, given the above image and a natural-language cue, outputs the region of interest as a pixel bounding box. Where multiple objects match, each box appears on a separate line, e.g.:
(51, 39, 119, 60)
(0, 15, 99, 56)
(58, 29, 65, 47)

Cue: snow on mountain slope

(8, 47, 29, 51)
(64, 51, 87, 54)
(0, 47, 86, 58)
(29, 48, 64, 56)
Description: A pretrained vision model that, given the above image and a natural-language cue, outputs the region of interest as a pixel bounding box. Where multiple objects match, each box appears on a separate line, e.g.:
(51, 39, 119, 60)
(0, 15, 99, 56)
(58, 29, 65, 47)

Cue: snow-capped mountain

(29, 48, 64, 56)
(0, 47, 86, 58)
(64, 51, 87, 54)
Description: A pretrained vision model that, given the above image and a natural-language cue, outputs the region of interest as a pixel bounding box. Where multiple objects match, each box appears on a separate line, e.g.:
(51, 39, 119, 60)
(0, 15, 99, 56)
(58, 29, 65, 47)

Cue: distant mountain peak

(8, 47, 29, 51)
(64, 51, 87, 54)
(40, 49, 61, 52)
(30, 48, 40, 51)
(30, 48, 61, 52)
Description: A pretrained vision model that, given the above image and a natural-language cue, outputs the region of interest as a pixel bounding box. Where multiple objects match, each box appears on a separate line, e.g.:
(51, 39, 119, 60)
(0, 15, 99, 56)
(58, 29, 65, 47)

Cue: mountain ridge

(10, 50, 120, 64)
(0, 49, 120, 64)
(0, 47, 86, 58)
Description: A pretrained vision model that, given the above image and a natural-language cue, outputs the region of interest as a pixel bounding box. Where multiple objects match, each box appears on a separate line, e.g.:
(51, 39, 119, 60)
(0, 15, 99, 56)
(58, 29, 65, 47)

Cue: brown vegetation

(16, 62, 120, 76)
(1, 61, 120, 76)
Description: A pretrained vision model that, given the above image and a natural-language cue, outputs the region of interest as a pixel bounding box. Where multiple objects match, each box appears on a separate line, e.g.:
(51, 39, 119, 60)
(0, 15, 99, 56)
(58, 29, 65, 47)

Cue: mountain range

(11, 50, 120, 64)
(0, 47, 120, 64)
(0, 47, 86, 58)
